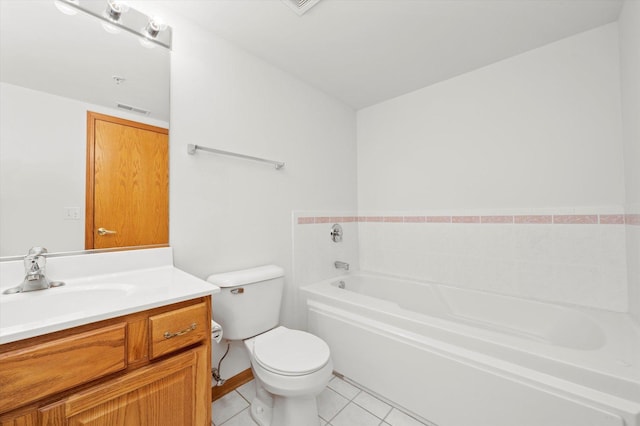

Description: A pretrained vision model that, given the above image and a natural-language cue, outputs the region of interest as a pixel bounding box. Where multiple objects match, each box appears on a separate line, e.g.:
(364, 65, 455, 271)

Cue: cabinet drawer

(149, 302, 208, 359)
(0, 323, 126, 413)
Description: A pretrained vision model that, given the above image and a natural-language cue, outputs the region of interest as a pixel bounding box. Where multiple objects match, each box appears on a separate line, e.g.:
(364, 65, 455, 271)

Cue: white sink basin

(0, 259, 219, 344)
(1, 283, 136, 330)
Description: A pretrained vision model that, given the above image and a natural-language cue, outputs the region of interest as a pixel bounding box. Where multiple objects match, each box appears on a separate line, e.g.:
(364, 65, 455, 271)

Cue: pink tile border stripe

(403, 216, 425, 223)
(481, 215, 514, 224)
(600, 214, 625, 224)
(297, 213, 638, 225)
(383, 216, 404, 223)
(514, 215, 552, 224)
(626, 214, 640, 225)
(452, 216, 480, 223)
(365, 216, 384, 222)
(553, 215, 598, 224)
(426, 216, 451, 223)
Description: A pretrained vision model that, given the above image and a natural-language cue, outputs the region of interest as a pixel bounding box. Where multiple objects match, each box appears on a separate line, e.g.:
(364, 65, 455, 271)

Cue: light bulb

(144, 17, 167, 39)
(106, 0, 122, 21)
(105, 0, 129, 22)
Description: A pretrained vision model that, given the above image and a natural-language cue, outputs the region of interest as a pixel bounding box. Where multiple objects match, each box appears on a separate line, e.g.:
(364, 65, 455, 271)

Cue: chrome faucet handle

(330, 224, 343, 242)
(28, 247, 48, 256)
(24, 247, 48, 278)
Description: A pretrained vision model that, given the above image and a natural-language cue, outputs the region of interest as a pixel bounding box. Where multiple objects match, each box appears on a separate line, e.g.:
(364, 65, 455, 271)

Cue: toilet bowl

(207, 266, 333, 426)
(245, 326, 333, 426)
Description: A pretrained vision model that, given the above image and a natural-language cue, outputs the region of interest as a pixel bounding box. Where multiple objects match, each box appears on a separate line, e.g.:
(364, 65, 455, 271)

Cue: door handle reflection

(97, 227, 117, 236)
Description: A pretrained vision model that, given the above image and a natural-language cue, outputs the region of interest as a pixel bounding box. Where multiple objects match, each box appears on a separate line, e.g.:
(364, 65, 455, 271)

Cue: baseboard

(211, 368, 254, 401)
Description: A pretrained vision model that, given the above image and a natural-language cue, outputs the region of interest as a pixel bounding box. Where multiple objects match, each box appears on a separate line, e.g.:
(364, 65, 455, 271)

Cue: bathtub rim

(301, 271, 640, 402)
(307, 299, 640, 426)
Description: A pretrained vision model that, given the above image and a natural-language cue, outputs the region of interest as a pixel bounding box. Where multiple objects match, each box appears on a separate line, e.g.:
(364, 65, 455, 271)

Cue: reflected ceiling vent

(117, 103, 150, 115)
(281, 0, 323, 16)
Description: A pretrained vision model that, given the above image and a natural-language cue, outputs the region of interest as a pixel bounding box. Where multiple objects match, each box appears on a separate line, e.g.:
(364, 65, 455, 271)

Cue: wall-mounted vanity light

(101, 0, 128, 34)
(105, 0, 126, 22)
(138, 17, 168, 49)
(54, 0, 172, 49)
(144, 17, 165, 39)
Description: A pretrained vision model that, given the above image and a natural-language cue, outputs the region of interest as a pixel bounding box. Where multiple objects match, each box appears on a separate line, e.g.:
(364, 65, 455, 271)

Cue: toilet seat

(253, 327, 330, 376)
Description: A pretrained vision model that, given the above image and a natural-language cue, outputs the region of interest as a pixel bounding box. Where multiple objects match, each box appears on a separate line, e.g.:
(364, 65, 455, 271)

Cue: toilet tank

(207, 265, 284, 340)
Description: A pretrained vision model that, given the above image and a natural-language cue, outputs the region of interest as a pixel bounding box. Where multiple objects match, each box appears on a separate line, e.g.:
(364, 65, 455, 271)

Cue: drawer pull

(149, 303, 207, 359)
(163, 323, 197, 339)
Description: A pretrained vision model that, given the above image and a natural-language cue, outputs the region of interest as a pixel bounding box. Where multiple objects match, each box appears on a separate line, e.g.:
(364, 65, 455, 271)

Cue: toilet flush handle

(231, 288, 244, 295)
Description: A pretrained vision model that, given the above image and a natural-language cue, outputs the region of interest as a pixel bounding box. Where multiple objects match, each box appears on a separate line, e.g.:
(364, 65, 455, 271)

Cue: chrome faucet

(22, 247, 50, 290)
(334, 261, 350, 271)
(3, 247, 64, 294)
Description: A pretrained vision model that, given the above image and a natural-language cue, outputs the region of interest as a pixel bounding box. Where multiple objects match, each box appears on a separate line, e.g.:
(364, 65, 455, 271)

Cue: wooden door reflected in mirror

(85, 112, 169, 249)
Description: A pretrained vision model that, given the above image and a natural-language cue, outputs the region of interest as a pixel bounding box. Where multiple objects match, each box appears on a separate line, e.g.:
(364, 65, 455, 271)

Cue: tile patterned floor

(212, 375, 434, 426)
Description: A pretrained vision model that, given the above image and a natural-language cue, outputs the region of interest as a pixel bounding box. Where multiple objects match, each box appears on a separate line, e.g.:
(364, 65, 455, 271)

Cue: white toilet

(207, 265, 333, 426)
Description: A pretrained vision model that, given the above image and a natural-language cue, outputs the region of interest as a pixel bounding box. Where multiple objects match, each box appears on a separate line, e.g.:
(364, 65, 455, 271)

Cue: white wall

(619, 0, 640, 323)
(164, 12, 357, 377)
(0, 82, 167, 257)
(358, 23, 624, 211)
(356, 24, 628, 311)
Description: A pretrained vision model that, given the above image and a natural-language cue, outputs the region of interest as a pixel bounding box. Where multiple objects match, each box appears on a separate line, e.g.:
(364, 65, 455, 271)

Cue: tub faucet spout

(334, 261, 350, 271)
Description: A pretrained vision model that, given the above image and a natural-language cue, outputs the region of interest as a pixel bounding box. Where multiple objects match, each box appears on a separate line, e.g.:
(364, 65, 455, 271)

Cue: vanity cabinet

(0, 297, 211, 426)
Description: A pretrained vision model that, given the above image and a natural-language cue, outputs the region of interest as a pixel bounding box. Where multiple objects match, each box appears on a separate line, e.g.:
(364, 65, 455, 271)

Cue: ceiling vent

(117, 103, 150, 115)
(281, 0, 323, 16)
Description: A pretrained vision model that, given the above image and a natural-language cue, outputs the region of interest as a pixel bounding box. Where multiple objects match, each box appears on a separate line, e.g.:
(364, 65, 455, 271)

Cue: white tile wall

(357, 212, 628, 311)
(619, 0, 640, 323)
(292, 211, 360, 328)
(627, 222, 640, 322)
(294, 208, 629, 312)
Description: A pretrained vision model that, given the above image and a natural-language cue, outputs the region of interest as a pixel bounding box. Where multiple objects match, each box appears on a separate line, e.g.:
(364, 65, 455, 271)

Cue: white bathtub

(302, 272, 640, 426)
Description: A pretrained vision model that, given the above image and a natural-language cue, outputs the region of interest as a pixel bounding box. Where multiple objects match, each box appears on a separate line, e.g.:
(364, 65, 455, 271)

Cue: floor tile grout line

(319, 384, 344, 423)
(215, 376, 431, 426)
(323, 395, 352, 424)
(382, 407, 391, 423)
(236, 389, 252, 405)
(212, 390, 251, 426)
(328, 378, 363, 402)
(217, 407, 250, 426)
(322, 381, 364, 423)
(331, 378, 396, 424)
(327, 397, 392, 426)
(351, 397, 393, 422)
(338, 376, 432, 426)
(328, 402, 394, 426)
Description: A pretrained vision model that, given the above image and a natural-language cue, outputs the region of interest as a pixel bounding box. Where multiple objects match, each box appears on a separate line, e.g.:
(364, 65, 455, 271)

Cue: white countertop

(0, 248, 219, 344)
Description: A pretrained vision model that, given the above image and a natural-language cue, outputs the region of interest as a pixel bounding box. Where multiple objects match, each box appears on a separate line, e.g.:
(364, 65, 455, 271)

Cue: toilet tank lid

(206, 265, 284, 287)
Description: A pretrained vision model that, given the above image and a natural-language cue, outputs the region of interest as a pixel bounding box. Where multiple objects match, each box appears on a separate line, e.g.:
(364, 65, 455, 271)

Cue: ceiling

(165, 0, 623, 109)
(0, 0, 624, 113)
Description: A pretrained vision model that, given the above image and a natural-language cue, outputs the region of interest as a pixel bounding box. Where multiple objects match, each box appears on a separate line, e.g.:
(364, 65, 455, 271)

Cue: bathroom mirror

(0, 0, 170, 258)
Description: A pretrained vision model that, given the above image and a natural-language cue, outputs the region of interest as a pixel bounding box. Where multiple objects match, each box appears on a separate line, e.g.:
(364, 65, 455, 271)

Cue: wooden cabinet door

(0, 323, 127, 414)
(0, 411, 38, 426)
(40, 346, 209, 426)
